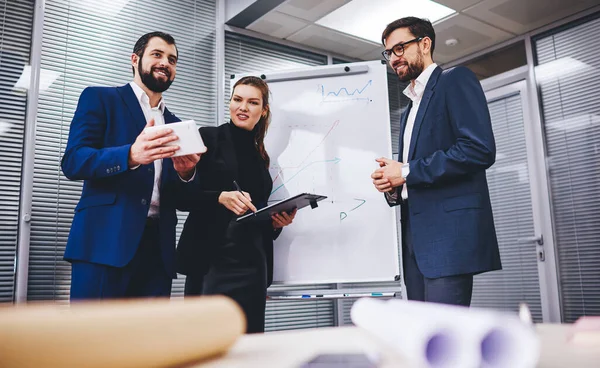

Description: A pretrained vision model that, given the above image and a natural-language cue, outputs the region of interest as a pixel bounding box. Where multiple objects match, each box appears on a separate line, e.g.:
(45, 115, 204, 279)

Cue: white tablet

(144, 120, 207, 157)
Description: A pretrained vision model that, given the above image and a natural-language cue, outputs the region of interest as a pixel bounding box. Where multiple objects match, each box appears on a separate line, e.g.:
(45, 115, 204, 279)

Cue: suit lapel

(116, 84, 147, 132)
(407, 66, 442, 161)
(163, 107, 180, 124)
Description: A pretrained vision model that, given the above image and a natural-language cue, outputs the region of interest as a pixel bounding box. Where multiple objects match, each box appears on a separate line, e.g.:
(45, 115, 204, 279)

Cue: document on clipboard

(144, 119, 207, 157)
(236, 193, 327, 223)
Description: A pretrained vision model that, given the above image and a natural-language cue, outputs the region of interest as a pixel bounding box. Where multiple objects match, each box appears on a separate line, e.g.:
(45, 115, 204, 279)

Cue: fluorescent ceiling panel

(316, 0, 456, 43)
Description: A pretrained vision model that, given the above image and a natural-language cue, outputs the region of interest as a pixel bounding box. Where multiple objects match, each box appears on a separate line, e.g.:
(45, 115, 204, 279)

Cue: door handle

(517, 235, 543, 246)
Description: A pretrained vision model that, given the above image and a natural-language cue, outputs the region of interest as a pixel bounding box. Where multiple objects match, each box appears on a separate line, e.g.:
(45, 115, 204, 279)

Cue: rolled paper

(0, 296, 245, 368)
(351, 298, 539, 368)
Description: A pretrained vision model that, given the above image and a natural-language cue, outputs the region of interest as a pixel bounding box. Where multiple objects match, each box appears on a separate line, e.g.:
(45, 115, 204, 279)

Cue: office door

(471, 80, 558, 322)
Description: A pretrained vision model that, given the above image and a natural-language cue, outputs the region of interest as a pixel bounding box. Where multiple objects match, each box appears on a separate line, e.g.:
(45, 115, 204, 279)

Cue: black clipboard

(236, 193, 327, 223)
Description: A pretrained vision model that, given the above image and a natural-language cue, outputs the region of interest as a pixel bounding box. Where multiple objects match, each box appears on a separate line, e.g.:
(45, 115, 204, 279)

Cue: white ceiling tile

(247, 11, 309, 39)
(434, 0, 484, 12)
(464, 0, 600, 34)
(287, 25, 379, 58)
(433, 13, 514, 63)
(277, 0, 352, 22)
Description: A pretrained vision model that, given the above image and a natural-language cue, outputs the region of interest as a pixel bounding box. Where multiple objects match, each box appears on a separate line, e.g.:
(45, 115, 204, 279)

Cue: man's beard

(395, 51, 425, 83)
(138, 57, 174, 93)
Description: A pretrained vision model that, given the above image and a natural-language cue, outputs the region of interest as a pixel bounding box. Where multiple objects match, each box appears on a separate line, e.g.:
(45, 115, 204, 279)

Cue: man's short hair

(131, 31, 178, 75)
(381, 17, 436, 58)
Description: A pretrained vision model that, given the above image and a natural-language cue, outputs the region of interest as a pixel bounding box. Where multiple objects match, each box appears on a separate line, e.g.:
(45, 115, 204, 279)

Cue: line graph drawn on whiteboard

(319, 79, 373, 104)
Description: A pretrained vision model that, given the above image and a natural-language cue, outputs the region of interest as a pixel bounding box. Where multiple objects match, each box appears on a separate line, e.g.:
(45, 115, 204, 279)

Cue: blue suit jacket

(61, 84, 198, 277)
(393, 66, 501, 278)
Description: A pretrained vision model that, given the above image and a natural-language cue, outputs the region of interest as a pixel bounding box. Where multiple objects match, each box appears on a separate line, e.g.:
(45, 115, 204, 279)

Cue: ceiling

(229, 0, 600, 64)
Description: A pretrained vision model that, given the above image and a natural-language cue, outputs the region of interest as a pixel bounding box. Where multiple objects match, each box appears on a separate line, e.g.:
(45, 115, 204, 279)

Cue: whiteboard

(232, 61, 399, 284)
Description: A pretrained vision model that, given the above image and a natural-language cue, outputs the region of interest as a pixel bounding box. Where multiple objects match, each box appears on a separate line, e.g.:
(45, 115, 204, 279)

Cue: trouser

(401, 203, 473, 306)
(70, 218, 172, 300)
(185, 220, 268, 333)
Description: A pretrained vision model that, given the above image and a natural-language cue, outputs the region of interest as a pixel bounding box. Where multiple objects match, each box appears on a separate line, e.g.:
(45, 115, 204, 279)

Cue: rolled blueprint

(0, 296, 245, 368)
(351, 298, 539, 368)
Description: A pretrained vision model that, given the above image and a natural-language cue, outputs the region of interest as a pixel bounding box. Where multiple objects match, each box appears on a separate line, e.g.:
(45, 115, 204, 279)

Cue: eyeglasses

(381, 37, 423, 61)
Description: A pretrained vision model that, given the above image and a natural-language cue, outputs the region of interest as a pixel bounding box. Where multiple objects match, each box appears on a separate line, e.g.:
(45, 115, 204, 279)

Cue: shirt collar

(129, 81, 165, 113)
(402, 63, 438, 102)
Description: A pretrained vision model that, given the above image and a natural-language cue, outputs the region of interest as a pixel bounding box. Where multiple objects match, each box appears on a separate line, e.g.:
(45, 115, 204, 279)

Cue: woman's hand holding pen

(272, 208, 297, 229)
(218, 191, 258, 216)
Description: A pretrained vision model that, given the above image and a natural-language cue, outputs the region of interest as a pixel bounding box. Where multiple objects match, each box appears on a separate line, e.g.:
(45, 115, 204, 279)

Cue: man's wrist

(401, 162, 410, 179)
(128, 147, 139, 168)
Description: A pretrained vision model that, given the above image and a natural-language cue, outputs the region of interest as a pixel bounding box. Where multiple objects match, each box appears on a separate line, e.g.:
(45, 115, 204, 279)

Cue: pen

(233, 180, 256, 216)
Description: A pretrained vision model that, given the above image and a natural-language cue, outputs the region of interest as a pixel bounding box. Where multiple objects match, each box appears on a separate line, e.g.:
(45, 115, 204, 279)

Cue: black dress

(177, 122, 279, 333)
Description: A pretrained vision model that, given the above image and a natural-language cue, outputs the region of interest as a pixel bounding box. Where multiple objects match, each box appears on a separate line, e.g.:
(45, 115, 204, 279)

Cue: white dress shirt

(399, 63, 438, 200)
(129, 81, 166, 218)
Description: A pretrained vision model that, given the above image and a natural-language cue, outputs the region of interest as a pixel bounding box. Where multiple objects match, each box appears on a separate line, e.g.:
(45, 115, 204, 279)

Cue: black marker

(233, 180, 256, 216)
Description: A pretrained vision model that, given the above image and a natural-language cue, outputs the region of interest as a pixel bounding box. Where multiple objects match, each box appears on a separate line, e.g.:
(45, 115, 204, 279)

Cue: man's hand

(128, 119, 179, 167)
(272, 208, 297, 229)
(218, 191, 258, 216)
(173, 154, 201, 180)
(371, 157, 405, 193)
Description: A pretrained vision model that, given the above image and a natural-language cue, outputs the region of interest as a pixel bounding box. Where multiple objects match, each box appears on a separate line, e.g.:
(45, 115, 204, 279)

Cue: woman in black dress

(177, 76, 296, 333)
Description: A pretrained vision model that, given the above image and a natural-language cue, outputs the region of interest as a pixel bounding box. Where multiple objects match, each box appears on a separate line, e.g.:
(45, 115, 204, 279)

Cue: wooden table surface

(192, 324, 600, 368)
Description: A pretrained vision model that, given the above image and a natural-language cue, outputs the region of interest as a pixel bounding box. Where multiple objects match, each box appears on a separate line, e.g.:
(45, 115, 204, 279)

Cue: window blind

(0, 0, 34, 302)
(534, 15, 600, 322)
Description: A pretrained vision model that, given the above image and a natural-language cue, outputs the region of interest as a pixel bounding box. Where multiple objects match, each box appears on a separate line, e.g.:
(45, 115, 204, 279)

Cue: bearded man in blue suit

(62, 32, 201, 299)
(372, 17, 501, 306)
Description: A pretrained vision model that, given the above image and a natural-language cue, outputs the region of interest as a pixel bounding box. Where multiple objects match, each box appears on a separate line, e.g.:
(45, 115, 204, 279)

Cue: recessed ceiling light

(445, 38, 459, 46)
(316, 0, 456, 44)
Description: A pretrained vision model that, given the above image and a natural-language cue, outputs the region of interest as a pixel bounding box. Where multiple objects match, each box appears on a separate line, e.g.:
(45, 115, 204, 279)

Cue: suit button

(148, 168, 153, 173)
(141, 199, 147, 205)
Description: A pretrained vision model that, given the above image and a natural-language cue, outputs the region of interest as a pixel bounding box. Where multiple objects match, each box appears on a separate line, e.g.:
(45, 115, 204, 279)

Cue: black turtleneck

(229, 122, 268, 208)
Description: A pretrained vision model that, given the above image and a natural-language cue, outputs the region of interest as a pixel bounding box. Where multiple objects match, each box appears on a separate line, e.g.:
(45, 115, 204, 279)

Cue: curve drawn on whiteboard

(271, 157, 341, 195)
(271, 119, 341, 185)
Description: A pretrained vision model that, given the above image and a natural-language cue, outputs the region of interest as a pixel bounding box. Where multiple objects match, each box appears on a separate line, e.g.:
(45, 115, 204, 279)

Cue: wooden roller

(0, 296, 245, 368)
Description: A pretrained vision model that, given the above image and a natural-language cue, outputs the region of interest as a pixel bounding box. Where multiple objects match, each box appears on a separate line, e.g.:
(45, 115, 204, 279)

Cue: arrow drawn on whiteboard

(340, 198, 367, 221)
(271, 157, 341, 195)
(350, 198, 366, 212)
